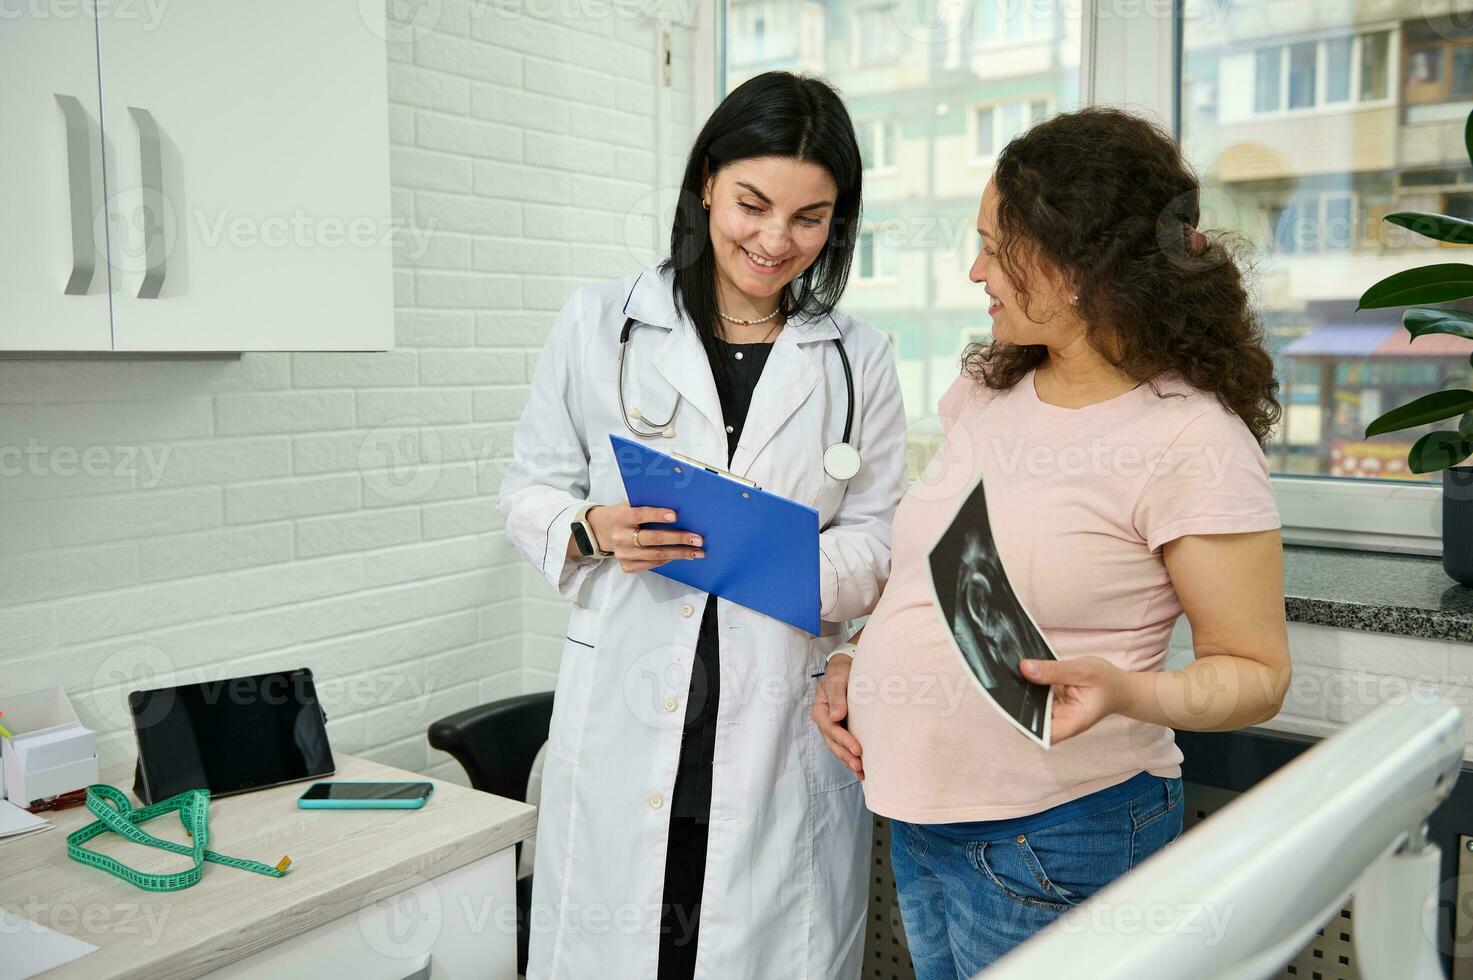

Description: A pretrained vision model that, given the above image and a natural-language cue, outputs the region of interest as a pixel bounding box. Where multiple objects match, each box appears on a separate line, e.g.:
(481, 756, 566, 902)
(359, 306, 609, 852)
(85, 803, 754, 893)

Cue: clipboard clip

(669, 450, 762, 490)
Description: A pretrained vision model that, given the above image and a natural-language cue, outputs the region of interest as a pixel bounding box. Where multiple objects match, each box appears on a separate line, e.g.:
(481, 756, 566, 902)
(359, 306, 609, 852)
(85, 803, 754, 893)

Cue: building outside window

(1183, 5, 1472, 484)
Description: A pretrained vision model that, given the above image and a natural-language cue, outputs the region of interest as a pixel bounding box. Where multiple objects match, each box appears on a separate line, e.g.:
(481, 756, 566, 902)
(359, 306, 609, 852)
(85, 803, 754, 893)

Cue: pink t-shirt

(847, 367, 1281, 823)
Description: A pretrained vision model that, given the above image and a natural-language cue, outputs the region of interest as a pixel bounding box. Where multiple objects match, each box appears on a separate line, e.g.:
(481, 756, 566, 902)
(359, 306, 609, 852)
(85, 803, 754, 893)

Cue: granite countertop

(1285, 546, 1473, 643)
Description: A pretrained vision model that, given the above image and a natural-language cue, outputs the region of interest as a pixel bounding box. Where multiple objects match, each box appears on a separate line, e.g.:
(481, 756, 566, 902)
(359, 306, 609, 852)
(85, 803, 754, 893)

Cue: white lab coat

(498, 264, 907, 980)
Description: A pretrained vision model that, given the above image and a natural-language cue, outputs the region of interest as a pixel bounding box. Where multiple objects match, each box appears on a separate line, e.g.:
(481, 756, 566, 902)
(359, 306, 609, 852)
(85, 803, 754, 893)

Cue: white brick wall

(1167, 617, 1473, 757)
(0, 1, 695, 786)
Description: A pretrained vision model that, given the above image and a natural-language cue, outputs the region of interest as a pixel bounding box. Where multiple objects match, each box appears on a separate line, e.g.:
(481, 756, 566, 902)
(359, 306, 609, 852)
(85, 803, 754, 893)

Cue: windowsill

(1283, 545, 1473, 643)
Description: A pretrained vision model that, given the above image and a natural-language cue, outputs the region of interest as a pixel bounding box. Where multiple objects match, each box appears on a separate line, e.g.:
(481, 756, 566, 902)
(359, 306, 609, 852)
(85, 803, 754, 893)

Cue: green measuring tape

(66, 784, 292, 892)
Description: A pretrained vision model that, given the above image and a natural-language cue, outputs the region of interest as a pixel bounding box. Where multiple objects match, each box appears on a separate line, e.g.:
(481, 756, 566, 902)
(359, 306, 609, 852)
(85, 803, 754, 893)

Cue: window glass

(723, 0, 1084, 427)
(1325, 36, 1354, 103)
(1183, 11, 1473, 483)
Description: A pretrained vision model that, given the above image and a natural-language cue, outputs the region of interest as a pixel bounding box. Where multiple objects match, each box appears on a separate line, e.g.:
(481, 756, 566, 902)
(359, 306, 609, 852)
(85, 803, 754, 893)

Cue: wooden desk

(1, 754, 537, 979)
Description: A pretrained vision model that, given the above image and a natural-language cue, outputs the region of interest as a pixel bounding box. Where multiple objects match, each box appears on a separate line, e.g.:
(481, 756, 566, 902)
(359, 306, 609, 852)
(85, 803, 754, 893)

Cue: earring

(702, 199, 710, 210)
(1070, 293, 1079, 304)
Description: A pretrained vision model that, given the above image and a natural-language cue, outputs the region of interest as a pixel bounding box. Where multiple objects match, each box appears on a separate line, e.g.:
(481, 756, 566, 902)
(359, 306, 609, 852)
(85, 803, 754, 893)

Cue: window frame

(966, 96, 1053, 166)
(855, 224, 899, 284)
(706, 0, 1448, 556)
(973, 0, 1053, 51)
(858, 116, 899, 175)
(1247, 30, 1399, 119)
(851, 3, 901, 67)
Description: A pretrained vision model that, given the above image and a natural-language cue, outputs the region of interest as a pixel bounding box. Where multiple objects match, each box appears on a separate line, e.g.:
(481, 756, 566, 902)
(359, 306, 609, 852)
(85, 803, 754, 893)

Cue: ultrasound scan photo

(927, 474, 1056, 747)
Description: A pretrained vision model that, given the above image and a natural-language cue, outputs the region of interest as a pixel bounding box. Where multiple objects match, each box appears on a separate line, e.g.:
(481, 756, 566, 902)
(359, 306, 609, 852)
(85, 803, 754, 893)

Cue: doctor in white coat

(499, 72, 907, 979)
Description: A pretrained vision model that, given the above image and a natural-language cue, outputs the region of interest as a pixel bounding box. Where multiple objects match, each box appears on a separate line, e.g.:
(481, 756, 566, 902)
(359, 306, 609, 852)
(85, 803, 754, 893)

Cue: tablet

(129, 668, 335, 803)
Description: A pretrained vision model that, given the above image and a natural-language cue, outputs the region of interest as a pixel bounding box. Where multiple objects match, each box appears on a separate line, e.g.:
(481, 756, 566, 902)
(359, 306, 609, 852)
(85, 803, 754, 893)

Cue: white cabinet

(202, 850, 520, 980)
(0, 13, 113, 350)
(1, 4, 394, 353)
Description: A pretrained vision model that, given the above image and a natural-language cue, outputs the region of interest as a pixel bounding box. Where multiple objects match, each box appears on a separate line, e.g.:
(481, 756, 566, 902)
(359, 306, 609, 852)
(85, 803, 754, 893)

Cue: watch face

(571, 522, 596, 557)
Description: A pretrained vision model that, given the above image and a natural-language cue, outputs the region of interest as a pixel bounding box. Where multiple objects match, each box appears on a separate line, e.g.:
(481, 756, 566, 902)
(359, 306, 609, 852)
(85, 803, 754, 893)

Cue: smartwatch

(571, 504, 612, 559)
(826, 641, 859, 664)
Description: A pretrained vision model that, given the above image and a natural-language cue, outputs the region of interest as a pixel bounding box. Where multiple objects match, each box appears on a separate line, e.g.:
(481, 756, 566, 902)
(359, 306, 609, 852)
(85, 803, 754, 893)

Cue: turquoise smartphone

(297, 781, 433, 809)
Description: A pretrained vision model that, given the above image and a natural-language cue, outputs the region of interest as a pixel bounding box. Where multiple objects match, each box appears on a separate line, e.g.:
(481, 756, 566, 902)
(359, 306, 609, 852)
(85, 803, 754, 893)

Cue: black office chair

(428, 691, 553, 978)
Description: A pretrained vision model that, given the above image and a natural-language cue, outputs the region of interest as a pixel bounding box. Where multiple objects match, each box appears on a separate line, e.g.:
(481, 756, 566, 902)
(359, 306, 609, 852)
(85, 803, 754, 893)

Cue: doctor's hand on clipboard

(575, 503, 706, 574)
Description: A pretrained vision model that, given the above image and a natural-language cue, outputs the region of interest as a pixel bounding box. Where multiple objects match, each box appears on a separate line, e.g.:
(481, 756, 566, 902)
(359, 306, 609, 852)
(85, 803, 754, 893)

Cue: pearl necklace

(717, 307, 780, 326)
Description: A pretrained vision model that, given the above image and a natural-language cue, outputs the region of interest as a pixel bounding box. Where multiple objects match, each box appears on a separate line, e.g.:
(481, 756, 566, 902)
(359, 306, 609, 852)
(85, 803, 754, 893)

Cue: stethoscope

(616, 315, 863, 481)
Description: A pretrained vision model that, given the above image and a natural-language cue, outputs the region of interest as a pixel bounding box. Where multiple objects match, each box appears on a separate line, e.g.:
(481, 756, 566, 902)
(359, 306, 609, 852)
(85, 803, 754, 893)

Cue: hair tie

(1183, 222, 1209, 257)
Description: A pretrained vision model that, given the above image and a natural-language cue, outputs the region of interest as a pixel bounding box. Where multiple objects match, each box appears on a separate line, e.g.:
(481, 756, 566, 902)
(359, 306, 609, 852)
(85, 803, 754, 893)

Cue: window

(1184, 13, 1473, 502)
(1322, 193, 1355, 250)
(1287, 41, 1316, 110)
(975, 0, 1050, 47)
(1447, 192, 1473, 222)
(973, 99, 1048, 160)
(1255, 47, 1282, 113)
(1404, 37, 1473, 105)
(1325, 36, 1353, 104)
(854, 6, 900, 65)
(1454, 47, 1473, 97)
(1269, 192, 1360, 254)
(858, 118, 897, 173)
(721, 0, 1081, 432)
(715, 0, 1452, 546)
(856, 226, 898, 282)
(1250, 32, 1392, 115)
(1359, 31, 1389, 101)
(1409, 47, 1444, 85)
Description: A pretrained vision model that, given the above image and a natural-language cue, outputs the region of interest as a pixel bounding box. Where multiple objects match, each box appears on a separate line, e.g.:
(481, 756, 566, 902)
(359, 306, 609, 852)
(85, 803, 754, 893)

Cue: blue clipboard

(610, 434, 821, 634)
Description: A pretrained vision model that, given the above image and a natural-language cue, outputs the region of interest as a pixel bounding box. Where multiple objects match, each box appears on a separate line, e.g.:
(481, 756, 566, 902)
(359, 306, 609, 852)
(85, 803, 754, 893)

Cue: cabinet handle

(55, 94, 96, 296)
(128, 106, 166, 299)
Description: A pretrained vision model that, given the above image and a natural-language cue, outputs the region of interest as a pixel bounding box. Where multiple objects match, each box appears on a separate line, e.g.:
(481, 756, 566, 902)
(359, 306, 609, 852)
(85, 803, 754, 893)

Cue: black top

(670, 336, 774, 821)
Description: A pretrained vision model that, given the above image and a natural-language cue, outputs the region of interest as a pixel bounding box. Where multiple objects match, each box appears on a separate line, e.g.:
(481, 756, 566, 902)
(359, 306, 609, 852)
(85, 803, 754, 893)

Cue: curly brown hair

(963, 106, 1282, 444)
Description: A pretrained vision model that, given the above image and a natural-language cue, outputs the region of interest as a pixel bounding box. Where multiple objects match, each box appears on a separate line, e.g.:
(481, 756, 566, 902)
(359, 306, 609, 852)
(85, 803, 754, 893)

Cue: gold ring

(632, 527, 643, 548)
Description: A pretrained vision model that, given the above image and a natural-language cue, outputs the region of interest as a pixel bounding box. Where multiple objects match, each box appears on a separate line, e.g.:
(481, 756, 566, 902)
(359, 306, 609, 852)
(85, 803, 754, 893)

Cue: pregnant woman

(811, 106, 1292, 977)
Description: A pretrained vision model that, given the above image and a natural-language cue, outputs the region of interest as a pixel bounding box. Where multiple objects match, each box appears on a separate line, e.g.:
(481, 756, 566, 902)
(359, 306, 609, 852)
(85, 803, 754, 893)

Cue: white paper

(0, 908, 98, 980)
(0, 799, 50, 842)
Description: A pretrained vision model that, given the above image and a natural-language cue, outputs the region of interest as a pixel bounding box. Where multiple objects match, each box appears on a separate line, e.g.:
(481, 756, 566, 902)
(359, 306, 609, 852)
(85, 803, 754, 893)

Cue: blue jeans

(889, 776, 1184, 978)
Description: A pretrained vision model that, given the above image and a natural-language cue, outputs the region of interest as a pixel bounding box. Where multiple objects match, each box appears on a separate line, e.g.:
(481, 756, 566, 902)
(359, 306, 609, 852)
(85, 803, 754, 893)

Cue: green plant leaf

(1385, 212, 1473, 246)
(1404, 307, 1473, 342)
(1357, 263, 1473, 309)
(1461, 412, 1473, 442)
(1409, 430, 1473, 473)
(1365, 389, 1473, 436)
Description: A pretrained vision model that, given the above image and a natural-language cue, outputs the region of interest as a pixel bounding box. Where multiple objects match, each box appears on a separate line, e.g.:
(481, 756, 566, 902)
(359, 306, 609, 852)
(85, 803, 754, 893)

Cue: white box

(0, 687, 98, 807)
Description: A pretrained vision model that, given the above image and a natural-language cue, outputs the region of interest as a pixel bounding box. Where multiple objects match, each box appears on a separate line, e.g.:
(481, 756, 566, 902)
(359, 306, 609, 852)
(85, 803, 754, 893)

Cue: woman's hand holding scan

(812, 653, 863, 779)
(584, 504, 706, 573)
(1019, 656, 1132, 743)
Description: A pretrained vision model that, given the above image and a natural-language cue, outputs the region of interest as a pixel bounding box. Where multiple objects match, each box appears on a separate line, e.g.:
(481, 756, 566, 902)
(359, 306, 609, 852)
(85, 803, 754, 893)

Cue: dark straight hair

(661, 71, 863, 383)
